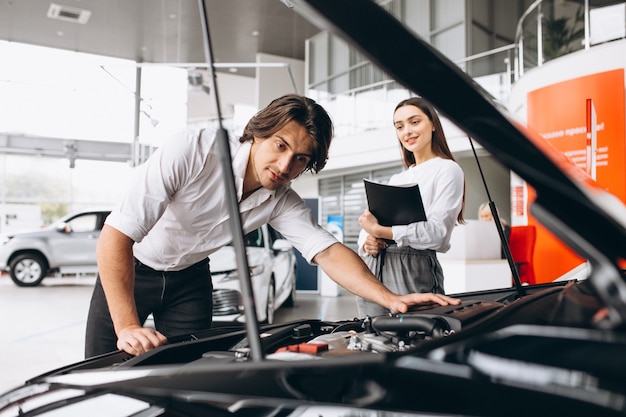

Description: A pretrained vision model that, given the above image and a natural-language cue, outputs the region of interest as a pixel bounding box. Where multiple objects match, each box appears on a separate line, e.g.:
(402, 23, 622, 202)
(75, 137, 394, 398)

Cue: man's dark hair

(240, 94, 334, 173)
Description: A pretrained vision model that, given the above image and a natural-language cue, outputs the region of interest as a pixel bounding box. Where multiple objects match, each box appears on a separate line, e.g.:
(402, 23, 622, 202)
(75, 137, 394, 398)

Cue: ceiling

(0, 0, 321, 77)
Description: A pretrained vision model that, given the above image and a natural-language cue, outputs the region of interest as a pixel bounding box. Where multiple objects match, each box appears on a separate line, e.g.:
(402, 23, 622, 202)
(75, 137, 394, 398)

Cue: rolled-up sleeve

(269, 189, 338, 264)
(105, 130, 200, 243)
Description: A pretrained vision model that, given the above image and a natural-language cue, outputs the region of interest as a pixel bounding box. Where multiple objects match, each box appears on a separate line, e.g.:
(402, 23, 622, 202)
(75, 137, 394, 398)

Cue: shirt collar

(231, 139, 278, 206)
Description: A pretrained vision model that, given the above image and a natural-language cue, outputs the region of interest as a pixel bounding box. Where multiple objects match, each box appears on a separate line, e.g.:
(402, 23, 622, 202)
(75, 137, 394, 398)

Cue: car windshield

(226, 228, 264, 248)
(244, 228, 264, 248)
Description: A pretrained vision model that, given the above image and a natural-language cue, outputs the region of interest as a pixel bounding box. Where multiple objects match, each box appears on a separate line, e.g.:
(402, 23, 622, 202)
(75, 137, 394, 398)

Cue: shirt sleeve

(392, 162, 464, 252)
(268, 189, 338, 264)
(105, 130, 207, 243)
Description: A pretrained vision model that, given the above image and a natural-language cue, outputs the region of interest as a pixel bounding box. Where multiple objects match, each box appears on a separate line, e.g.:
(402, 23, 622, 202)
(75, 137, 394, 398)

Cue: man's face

(246, 120, 314, 191)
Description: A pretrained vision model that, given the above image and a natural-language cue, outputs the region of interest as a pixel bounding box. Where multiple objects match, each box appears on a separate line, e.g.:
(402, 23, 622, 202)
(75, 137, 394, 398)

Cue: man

(85, 94, 460, 358)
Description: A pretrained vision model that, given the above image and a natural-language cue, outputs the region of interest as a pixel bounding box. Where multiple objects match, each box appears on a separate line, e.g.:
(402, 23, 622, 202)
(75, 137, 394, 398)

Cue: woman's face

(393, 104, 434, 155)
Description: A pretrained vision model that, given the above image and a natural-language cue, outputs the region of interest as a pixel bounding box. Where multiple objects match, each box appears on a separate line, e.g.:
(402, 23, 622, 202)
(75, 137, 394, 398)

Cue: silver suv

(0, 210, 110, 286)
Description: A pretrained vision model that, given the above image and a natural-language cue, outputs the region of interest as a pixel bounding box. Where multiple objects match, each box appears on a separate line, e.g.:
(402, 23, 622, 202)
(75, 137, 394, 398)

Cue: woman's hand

(358, 209, 380, 235)
(362, 234, 388, 256)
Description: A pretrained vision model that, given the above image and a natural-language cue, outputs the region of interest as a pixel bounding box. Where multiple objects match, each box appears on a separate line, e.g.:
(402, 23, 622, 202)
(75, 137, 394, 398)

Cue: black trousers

(84, 258, 213, 358)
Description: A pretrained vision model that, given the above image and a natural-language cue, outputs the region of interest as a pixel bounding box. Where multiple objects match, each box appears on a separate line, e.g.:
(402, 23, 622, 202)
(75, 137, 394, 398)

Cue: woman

(357, 97, 465, 317)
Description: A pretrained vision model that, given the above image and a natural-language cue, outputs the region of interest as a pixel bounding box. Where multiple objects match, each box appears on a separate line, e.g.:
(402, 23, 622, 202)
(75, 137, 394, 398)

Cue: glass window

(244, 228, 264, 248)
(66, 213, 98, 233)
(319, 165, 401, 251)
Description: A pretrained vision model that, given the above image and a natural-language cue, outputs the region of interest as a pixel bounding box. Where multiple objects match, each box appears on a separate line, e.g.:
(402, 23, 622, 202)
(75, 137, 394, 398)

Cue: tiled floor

(275, 290, 359, 323)
(0, 273, 358, 393)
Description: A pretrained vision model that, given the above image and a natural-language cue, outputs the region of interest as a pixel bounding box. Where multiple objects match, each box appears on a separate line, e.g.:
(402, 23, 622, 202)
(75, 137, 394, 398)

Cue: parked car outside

(211, 224, 298, 324)
(0, 210, 110, 287)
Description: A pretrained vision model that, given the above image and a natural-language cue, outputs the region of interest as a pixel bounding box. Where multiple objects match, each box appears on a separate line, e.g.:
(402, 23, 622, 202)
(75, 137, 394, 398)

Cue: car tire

(9, 253, 47, 287)
(283, 266, 297, 308)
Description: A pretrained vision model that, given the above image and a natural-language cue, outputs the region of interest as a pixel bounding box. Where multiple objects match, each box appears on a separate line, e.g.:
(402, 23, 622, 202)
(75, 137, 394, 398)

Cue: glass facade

(320, 166, 401, 251)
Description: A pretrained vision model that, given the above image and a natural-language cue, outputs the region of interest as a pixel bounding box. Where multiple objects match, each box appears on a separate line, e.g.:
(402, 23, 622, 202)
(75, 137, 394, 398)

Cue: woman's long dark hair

(394, 97, 465, 224)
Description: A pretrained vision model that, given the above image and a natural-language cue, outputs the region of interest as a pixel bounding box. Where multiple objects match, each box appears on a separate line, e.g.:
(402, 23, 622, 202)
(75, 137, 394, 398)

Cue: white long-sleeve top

(106, 128, 337, 271)
(358, 157, 464, 255)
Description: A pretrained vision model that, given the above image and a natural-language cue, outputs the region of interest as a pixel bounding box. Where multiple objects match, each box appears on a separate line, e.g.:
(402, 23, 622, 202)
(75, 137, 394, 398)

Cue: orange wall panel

(526, 69, 625, 282)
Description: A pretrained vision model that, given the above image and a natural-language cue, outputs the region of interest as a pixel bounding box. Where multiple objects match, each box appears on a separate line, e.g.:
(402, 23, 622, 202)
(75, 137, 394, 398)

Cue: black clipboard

(364, 179, 427, 227)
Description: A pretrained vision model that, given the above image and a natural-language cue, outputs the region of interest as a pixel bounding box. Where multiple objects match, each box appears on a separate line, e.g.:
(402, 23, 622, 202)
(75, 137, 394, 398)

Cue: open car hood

(2, 1, 626, 417)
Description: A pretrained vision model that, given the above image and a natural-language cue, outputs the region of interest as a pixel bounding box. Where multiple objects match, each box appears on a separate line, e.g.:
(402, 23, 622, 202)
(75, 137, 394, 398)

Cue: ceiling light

(47, 3, 92, 24)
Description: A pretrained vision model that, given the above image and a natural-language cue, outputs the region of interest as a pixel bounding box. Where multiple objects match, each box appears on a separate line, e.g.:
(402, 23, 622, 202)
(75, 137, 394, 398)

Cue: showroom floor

(0, 273, 358, 393)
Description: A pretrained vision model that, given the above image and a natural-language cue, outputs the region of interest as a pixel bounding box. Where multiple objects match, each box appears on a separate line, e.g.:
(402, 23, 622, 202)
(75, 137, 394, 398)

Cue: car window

(267, 225, 284, 246)
(244, 228, 264, 248)
(96, 212, 110, 230)
(66, 213, 99, 233)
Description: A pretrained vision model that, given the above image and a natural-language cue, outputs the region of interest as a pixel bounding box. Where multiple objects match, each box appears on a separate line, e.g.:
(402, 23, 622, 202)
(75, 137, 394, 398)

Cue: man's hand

(117, 325, 168, 355)
(388, 293, 461, 314)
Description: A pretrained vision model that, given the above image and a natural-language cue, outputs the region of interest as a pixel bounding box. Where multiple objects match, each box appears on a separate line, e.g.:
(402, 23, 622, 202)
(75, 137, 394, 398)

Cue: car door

(265, 225, 295, 304)
(47, 212, 106, 266)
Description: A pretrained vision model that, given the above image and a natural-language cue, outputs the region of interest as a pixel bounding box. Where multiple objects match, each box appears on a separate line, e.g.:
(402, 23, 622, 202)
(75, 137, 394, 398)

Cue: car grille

(212, 288, 243, 316)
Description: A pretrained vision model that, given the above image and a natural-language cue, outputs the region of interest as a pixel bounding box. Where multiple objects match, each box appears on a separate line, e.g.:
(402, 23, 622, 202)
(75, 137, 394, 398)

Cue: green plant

(542, 5, 585, 60)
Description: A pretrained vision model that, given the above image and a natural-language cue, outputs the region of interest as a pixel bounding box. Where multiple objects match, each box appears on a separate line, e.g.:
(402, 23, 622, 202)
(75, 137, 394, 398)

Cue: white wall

(187, 71, 256, 123)
(186, 54, 306, 140)
(257, 53, 306, 107)
(0, 204, 41, 234)
(291, 172, 318, 198)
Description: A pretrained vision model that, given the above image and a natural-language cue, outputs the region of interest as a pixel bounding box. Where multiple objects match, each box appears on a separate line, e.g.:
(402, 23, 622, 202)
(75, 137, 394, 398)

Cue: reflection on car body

(1, 1, 626, 417)
(211, 224, 297, 324)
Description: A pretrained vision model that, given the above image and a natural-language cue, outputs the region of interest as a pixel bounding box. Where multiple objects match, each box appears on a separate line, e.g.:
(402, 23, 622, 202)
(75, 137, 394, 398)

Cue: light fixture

(141, 110, 159, 127)
(47, 3, 92, 24)
(187, 69, 210, 95)
(187, 70, 203, 86)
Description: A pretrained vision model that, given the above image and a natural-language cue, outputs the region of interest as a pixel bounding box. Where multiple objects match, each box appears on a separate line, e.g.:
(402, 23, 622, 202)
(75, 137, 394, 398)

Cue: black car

(1, 1, 625, 417)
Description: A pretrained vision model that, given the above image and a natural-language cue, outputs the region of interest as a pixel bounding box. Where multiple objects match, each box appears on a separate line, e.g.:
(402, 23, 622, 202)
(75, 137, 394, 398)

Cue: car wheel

(283, 266, 297, 308)
(9, 253, 47, 287)
(264, 278, 276, 325)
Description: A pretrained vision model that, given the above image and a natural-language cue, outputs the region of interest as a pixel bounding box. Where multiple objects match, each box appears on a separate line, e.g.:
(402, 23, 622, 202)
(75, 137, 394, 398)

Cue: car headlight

(249, 264, 265, 277)
(0, 235, 13, 245)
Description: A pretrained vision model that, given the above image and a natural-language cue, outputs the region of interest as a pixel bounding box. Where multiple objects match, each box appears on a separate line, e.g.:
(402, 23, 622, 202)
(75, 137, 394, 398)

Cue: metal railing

(514, 0, 626, 79)
(307, 0, 625, 137)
